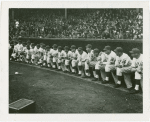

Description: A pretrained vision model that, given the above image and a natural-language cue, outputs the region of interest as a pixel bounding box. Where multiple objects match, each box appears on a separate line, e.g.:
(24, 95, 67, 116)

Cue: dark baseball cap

(58, 46, 62, 49)
(78, 47, 83, 51)
(46, 45, 50, 48)
(86, 44, 92, 48)
(37, 44, 40, 47)
(64, 46, 69, 50)
(129, 48, 140, 54)
(70, 45, 76, 49)
(114, 47, 123, 52)
(53, 44, 57, 48)
(103, 46, 111, 51)
(94, 48, 99, 53)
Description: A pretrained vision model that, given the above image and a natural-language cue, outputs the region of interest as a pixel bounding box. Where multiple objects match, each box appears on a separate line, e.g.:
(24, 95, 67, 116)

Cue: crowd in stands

(9, 9, 143, 39)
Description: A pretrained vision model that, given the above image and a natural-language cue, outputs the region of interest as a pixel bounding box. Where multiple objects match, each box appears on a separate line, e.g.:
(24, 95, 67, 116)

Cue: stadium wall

(20, 38, 143, 56)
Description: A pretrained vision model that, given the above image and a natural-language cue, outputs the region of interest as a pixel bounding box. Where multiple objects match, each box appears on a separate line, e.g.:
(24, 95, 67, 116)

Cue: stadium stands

(9, 9, 143, 39)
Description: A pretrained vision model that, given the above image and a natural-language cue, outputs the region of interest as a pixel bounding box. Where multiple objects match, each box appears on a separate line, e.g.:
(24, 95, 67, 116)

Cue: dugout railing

(20, 38, 143, 56)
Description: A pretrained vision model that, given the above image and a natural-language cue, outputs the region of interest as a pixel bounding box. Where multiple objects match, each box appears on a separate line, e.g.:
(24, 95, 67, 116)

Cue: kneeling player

(90, 48, 102, 81)
(62, 46, 72, 73)
(70, 45, 78, 74)
(114, 47, 132, 89)
(129, 48, 143, 94)
(84, 44, 94, 77)
(56, 46, 65, 71)
(77, 47, 88, 76)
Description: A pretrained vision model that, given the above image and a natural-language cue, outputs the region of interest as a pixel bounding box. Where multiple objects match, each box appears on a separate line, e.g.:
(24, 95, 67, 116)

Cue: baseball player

(84, 44, 94, 77)
(38, 44, 45, 66)
(25, 45, 31, 63)
(77, 47, 88, 76)
(34, 44, 40, 65)
(89, 48, 102, 81)
(62, 46, 72, 73)
(129, 48, 143, 94)
(56, 46, 65, 71)
(70, 45, 79, 74)
(99, 46, 117, 84)
(30, 43, 36, 64)
(11, 41, 18, 61)
(42, 45, 50, 67)
(113, 47, 133, 89)
(51, 44, 58, 69)
(16, 40, 23, 61)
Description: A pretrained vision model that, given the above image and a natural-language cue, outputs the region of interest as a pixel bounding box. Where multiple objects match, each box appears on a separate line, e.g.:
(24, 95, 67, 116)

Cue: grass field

(9, 61, 143, 113)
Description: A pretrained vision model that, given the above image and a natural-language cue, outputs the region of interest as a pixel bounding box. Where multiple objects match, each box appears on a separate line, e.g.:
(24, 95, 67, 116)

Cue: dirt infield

(9, 62, 143, 113)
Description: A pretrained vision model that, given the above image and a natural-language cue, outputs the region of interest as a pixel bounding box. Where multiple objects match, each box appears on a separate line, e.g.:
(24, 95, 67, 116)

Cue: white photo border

(0, 1, 149, 121)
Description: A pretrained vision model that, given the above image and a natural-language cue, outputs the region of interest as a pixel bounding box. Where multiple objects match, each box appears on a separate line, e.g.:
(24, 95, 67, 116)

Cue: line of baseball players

(9, 40, 143, 94)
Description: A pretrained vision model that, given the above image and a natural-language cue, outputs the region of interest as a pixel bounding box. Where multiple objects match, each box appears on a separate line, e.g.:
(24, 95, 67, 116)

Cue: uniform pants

(116, 67, 132, 88)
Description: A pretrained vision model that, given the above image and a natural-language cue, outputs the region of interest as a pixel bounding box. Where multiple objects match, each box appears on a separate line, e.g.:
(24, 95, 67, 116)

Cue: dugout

(20, 38, 142, 56)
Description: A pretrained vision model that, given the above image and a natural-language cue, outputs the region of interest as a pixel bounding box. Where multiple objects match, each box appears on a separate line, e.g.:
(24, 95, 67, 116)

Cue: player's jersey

(70, 50, 78, 60)
(104, 51, 116, 65)
(17, 44, 23, 52)
(115, 53, 132, 67)
(131, 54, 143, 68)
(23, 46, 27, 52)
(51, 49, 58, 57)
(57, 50, 65, 59)
(63, 51, 72, 59)
(87, 50, 94, 61)
(14, 44, 18, 52)
(77, 51, 88, 62)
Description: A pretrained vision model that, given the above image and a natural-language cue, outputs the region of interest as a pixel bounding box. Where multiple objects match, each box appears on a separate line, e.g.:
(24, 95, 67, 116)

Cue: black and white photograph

(0, 1, 150, 121)
(9, 8, 143, 113)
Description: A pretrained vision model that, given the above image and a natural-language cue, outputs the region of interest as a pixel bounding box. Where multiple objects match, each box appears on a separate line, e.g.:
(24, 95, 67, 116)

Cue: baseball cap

(52, 44, 57, 48)
(58, 46, 62, 49)
(86, 44, 92, 48)
(129, 48, 140, 54)
(78, 47, 83, 51)
(94, 48, 99, 53)
(103, 46, 111, 51)
(114, 47, 123, 52)
(64, 46, 69, 50)
(46, 45, 50, 49)
(70, 45, 76, 49)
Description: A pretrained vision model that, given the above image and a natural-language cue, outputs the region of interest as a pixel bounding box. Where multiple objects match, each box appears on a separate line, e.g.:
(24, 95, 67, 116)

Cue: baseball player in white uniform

(84, 44, 94, 78)
(113, 47, 132, 89)
(129, 48, 143, 94)
(56, 46, 65, 70)
(100, 46, 117, 84)
(77, 47, 88, 76)
(61, 46, 72, 72)
(70, 45, 79, 74)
